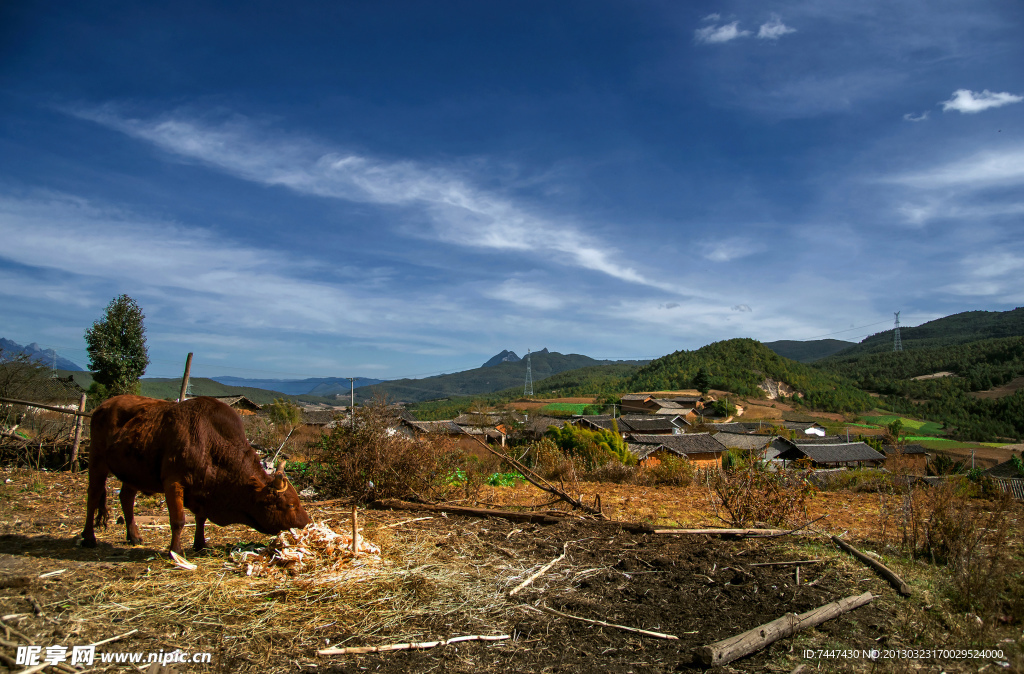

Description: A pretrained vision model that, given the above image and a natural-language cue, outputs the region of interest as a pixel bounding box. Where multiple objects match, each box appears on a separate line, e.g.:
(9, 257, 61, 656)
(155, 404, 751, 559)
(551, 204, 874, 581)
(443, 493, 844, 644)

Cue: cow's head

(252, 461, 312, 534)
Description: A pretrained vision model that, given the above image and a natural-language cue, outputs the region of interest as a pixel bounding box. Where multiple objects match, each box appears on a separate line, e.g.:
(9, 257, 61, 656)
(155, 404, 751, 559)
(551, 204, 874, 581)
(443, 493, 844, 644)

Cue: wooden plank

(0, 397, 91, 418)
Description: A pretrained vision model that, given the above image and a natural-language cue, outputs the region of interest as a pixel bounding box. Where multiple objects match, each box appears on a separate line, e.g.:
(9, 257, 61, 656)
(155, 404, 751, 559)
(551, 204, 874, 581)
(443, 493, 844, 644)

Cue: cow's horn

(275, 460, 287, 474)
(271, 472, 289, 493)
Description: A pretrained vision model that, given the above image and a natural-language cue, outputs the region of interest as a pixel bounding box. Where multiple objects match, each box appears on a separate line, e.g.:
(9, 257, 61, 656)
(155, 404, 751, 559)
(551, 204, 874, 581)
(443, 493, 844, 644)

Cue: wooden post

(177, 352, 193, 403)
(70, 393, 87, 473)
(351, 503, 358, 554)
(831, 536, 911, 596)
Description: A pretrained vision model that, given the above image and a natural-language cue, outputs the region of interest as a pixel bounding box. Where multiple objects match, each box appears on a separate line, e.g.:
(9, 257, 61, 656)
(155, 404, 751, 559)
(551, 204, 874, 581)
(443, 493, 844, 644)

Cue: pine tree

(85, 295, 150, 396)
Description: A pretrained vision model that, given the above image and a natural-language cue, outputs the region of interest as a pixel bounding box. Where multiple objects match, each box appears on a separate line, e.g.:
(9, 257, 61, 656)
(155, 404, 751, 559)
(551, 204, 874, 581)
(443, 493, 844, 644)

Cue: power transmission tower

(524, 349, 533, 396)
(893, 311, 903, 352)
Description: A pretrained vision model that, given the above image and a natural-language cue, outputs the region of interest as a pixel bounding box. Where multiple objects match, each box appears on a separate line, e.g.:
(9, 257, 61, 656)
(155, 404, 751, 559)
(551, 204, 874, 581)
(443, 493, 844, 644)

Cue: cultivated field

(1, 469, 1022, 673)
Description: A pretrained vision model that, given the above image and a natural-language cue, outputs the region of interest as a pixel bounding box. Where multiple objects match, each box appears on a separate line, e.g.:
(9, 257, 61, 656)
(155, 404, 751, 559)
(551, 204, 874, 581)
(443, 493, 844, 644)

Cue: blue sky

(1, 0, 1022, 380)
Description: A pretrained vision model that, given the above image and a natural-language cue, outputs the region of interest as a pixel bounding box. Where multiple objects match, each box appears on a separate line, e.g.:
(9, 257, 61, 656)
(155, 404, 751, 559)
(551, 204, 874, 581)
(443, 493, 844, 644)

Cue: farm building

(570, 414, 688, 437)
(394, 418, 491, 460)
(619, 394, 695, 416)
(208, 395, 262, 415)
(881, 443, 929, 473)
(627, 432, 726, 469)
(712, 432, 788, 459)
(776, 440, 885, 468)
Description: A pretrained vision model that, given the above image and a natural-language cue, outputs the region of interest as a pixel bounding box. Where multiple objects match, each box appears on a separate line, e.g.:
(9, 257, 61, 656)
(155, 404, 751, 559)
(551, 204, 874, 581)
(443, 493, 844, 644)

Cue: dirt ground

(1, 469, 1021, 673)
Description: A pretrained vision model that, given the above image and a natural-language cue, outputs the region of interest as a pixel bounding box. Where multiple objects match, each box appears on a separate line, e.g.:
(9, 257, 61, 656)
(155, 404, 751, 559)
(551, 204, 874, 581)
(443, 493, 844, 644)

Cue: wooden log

(509, 543, 566, 596)
(831, 536, 911, 597)
(70, 393, 87, 472)
(319, 634, 509, 655)
(654, 528, 790, 536)
(698, 591, 874, 666)
(747, 559, 823, 567)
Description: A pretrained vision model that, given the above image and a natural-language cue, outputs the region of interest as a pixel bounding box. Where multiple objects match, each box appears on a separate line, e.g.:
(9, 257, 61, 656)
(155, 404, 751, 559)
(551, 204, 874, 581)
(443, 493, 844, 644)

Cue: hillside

(357, 349, 647, 403)
(829, 307, 1024, 358)
(763, 339, 854, 363)
(626, 338, 873, 413)
(54, 370, 291, 405)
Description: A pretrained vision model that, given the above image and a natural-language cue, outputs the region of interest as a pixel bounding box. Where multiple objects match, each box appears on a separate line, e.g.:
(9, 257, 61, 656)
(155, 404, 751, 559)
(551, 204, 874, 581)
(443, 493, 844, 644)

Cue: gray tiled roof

(713, 432, 776, 451)
(985, 458, 1024, 479)
(629, 432, 726, 455)
(779, 442, 885, 464)
(403, 419, 466, 435)
(882, 444, 928, 455)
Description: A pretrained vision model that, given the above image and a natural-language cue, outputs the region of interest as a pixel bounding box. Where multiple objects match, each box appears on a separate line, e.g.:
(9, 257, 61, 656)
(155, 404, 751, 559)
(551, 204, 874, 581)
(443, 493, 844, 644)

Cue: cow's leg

(118, 485, 143, 545)
(81, 462, 110, 548)
(163, 480, 186, 557)
(193, 514, 207, 552)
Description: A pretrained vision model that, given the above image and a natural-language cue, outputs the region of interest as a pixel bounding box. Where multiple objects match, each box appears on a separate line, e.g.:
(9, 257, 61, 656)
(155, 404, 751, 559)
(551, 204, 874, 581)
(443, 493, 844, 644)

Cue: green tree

(84, 295, 150, 396)
(267, 397, 302, 431)
(693, 366, 712, 396)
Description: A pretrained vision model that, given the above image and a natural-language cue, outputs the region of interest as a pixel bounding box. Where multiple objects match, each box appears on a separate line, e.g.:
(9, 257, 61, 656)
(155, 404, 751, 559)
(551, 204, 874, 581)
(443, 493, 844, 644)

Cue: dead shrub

(879, 478, 1019, 618)
(644, 455, 695, 487)
(305, 398, 463, 503)
(708, 462, 815, 527)
(583, 461, 640, 484)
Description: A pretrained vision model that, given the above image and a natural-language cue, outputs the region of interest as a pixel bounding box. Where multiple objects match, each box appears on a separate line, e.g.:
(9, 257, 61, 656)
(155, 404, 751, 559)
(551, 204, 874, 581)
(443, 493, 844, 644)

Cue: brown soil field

(1, 469, 1022, 673)
(971, 375, 1024, 400)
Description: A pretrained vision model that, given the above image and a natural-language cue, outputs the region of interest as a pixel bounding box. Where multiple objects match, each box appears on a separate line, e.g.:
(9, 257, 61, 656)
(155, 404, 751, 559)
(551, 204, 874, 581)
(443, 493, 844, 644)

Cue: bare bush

(708, 462, 815, 527)
(878, 478, 1019, 618)
(305, 398, 463, 503)
(644, 455, 695, 487)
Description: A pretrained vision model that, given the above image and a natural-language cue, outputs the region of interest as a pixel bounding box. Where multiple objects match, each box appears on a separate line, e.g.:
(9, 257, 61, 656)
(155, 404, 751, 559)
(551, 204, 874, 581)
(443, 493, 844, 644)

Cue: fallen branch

(698, 591, 874, 666)
(831, 536, 910, 597)
(318, 634, 509, 655)
(466, 434, 602, 516)
(89, 628, 139, 648)
(653, 528, 790, 536)
(369, 499, 565, 525)
(509, 543, 567, 596)
(527, 605, 678, 640)
(385, 516, 433, 528)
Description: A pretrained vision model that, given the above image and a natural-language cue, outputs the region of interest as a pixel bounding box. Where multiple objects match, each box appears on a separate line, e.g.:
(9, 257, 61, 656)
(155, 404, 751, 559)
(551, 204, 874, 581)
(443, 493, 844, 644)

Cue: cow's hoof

(127, 536, 143, 545)
(80, 534, 96, 548)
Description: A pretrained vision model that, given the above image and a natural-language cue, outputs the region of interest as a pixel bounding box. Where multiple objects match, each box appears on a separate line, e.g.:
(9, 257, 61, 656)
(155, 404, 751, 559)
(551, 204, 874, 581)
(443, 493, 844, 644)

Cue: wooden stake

(653, 528, 790, 536)
(70, 392, 87, 472)
(351, 504, 358, 554)
(319, 634, 509, 655)
(698, 592, 873, 666)
(509, 543, 566, 596)
(177, 352, 193, 403)
(831, 536, 911, 597)
(795, 565, 800, 585)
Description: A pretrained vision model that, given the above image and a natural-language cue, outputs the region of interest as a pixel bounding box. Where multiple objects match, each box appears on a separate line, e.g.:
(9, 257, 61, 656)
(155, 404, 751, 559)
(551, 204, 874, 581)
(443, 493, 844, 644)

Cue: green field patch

(846, 422, 881, 429)
(541, 403, 594, 414)
(860, 415, 945, 436)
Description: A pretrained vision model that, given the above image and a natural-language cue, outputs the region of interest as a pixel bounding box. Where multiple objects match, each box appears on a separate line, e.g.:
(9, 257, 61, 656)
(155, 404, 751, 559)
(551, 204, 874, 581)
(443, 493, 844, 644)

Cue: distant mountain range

(354, 349, 648, 403)
(211, 376, 384, 397)
(0, 338, 84, 371)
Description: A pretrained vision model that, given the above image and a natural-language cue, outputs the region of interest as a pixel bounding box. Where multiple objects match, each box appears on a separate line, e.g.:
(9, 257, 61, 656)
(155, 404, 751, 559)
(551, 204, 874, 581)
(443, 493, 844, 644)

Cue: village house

(210, 395, 262, 415)
(619, 394, 699, 416)
(627, 432, 726, 469)
(775, 439, 885, 469)
(570, 414, 688, 437)
(880, 443, 929, 473)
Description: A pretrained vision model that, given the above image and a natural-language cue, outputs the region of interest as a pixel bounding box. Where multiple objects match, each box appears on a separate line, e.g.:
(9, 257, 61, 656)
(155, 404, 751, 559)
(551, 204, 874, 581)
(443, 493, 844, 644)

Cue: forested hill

(356, 350, 648, 403)
(764, 339, 854, 363)
(626, 338, 873, 413)
(829, 307, 1024, 358)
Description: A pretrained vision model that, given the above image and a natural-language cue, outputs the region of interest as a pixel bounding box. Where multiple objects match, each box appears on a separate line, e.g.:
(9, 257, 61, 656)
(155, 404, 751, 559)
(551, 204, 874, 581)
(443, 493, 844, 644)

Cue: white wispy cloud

(702, 13, 721, 23)
(73, 107, 672, 292)
(891, 147, 1024, 189)
(731, 304, 752, 312)
(0, 191, 475, 351)
(701, 237, 763, 262)
(941, 89, 1023, 114)
(903, 112, 929, 122)
(943, 252, 1024, 299)
(485, 279, 565, 311)
(695, 22, 751, 44)
(757, 15, 795, 40)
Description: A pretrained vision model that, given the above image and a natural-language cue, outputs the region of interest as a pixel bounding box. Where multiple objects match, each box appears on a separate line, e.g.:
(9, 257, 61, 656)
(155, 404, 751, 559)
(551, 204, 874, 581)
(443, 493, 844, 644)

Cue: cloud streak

(757, 15, 796, 40)
(73, 108, 673, 292)
(695, 22, 751, 44)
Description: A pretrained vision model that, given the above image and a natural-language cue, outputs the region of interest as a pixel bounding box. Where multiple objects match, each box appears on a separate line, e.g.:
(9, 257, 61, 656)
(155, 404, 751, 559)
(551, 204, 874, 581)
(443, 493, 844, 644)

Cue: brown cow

(81, 395, 311, 556)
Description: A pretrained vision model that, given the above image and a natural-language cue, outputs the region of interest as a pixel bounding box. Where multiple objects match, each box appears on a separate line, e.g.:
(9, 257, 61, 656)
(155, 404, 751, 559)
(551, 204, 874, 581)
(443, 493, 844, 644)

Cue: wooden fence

(1, 394, 89, 471)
